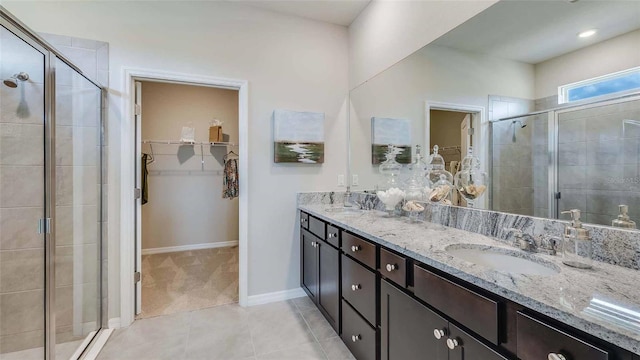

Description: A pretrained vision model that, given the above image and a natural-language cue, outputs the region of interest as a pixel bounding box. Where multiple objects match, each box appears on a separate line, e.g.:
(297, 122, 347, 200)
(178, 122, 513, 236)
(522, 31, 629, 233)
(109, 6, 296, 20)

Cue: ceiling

(228, 0, 371, 26)
(431, 0, 640, 64)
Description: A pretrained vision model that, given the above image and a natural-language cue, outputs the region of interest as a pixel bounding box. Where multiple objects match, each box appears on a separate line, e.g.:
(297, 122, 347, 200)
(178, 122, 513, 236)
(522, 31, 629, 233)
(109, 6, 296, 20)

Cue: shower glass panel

(490, 113, 548, 217)
(556, 98, 640, 226)
(54, 59, 102, 357)
(0, 25, 46, 358)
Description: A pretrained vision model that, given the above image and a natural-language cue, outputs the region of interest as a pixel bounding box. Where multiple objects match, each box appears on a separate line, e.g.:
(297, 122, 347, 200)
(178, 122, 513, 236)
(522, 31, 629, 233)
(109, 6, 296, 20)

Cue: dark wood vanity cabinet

(380, 279, 449, 360)
(300, 224, 340, 332)
(298, 211, 637, 360)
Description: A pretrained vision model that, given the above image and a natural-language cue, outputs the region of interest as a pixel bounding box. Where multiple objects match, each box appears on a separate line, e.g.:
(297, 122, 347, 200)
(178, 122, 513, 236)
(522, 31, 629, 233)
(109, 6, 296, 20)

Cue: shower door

(0, 23, 48, 359)
(0, 11, 104, 360)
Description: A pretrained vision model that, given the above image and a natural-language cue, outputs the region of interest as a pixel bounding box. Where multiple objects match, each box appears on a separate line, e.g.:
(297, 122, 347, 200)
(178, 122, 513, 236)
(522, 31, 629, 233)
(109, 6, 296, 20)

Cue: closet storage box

(209, 126, 223, 142)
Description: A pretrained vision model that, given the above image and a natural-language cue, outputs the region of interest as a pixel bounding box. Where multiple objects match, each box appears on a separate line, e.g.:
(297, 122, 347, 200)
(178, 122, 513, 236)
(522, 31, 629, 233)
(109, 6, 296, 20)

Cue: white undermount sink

(445, 244, 560, 276)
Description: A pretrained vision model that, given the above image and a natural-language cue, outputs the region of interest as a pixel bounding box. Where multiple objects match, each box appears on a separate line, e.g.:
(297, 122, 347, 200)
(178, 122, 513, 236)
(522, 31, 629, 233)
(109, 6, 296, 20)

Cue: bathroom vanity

(298, 206, 640, 360)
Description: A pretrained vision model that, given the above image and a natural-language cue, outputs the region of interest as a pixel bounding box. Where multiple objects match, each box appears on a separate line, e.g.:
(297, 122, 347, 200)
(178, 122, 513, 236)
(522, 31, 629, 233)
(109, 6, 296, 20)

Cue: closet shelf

(142, 140, 238, 147)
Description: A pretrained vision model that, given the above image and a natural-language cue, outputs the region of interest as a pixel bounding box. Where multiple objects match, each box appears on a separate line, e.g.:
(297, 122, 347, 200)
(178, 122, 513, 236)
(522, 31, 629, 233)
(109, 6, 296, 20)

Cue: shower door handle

(38, 218, 51, 234)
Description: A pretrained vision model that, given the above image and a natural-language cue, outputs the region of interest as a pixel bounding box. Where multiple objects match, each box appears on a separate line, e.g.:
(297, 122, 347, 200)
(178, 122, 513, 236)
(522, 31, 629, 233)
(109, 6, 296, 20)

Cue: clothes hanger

(224, 150, 239, 162)
(143, 143, 155, 164)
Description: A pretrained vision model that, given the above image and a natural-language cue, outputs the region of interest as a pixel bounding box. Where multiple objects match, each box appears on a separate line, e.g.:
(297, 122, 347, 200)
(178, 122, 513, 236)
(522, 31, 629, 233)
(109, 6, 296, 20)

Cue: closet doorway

(134, 80, 240, 319)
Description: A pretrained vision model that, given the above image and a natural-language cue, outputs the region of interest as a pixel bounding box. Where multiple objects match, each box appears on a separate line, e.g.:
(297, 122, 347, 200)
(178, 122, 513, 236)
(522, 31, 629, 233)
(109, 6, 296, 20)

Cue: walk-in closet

(136, 81, 240, 318)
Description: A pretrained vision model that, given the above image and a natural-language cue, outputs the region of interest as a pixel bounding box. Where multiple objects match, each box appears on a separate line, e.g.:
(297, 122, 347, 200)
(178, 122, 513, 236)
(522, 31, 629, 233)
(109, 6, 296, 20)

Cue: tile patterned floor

(98, 297, 355, 360)
(139, 247, 239, 318)
(0, 339, 84, 360)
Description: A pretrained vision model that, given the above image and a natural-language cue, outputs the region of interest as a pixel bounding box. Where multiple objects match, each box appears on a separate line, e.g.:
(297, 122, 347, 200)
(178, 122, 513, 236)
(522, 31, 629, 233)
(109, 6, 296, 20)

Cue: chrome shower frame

(491, 91, 640, 221)
(0, 6, 107, 360)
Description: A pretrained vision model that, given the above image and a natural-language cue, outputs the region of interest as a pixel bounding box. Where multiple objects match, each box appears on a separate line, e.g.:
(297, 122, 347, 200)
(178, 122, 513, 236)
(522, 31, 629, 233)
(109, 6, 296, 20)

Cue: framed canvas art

(371, 117, 412, 164)
(274, 109, 325, 164)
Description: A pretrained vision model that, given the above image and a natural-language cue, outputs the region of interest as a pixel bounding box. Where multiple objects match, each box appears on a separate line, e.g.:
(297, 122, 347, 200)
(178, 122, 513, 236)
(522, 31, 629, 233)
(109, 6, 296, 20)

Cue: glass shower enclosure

(490, 95, 640, 227)
(0, 8, 105, 360)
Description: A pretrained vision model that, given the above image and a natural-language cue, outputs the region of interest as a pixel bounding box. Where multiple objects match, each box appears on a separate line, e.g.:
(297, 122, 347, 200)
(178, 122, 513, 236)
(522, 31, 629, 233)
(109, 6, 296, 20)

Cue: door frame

(424, 101, 487, 208)
(120, 68, 249, 327)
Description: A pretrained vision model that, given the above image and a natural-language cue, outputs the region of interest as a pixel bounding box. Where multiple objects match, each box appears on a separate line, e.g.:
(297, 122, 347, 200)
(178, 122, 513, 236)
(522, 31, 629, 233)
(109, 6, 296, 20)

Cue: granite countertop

(299, 204, 640, 355)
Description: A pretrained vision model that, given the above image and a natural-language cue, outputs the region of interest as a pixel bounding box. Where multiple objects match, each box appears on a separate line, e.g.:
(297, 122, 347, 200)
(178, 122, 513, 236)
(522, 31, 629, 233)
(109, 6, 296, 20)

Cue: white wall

(535, 28, 640, 98)
(348, 0, 498, 89)
(349, 45, 534, 190)
(3, 1, 349, 322)
(140, 82, 239, 250)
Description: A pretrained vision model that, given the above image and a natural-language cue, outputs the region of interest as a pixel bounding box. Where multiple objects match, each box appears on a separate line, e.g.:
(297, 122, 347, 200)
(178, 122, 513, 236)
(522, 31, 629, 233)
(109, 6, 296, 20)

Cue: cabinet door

(301, 230, 318, 300)
(318, 241, 340, 332)
(447, 323, 510, 360)
(380, 280, 448, 360)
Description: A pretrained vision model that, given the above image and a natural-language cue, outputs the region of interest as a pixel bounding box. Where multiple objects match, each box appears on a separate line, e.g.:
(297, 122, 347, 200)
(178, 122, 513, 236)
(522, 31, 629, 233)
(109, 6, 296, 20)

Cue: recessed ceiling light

(578, 29, 597, 38)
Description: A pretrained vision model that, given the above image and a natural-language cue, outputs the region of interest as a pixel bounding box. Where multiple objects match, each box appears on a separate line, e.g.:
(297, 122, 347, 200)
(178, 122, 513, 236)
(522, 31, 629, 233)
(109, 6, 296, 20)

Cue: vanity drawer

(326, 224, 340, 248)
(300, 212, 309, 229)
(414, 265, 499, 345)
(309, 216, 326, 240)
(342, 232, 376, 269)
(379, 248, 407, 288)
(342, 254, 377, 325)
(341, 299, 377, 360)
(517, 312, 609, 360)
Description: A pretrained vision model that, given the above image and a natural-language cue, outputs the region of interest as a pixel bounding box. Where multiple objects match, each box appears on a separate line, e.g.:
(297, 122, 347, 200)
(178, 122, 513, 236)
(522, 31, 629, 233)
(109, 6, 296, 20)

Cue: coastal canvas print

(371, 117, 412, 164)
(274, 109, 325, 164)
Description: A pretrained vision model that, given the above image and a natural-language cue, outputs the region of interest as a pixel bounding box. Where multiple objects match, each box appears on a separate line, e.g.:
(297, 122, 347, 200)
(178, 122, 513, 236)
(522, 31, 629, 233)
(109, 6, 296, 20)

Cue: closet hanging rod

(142, 140, 238, 147)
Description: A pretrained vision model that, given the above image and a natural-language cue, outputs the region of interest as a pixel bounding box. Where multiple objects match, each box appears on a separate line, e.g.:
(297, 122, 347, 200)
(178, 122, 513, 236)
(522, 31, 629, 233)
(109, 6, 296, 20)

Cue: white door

(460, 113, 471, 155)
(134, 81, 143, 315)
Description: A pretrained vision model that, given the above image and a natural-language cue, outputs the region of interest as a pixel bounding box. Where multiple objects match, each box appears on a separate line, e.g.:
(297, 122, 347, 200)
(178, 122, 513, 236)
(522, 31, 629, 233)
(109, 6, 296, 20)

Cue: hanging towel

(141, 154, 149, 205)
(223, 158, 239, 199)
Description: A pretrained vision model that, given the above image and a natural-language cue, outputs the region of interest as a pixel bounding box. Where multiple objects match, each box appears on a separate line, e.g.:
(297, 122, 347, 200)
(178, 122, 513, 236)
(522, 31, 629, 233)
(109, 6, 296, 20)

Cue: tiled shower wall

(0, 30, 108, 354)
(489, 95, 536, 216)
(556, 98, 640, 226)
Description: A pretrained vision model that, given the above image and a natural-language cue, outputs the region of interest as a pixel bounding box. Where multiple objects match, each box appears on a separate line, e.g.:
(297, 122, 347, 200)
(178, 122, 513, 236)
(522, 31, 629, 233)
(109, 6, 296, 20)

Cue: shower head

(3, 72, 29, 88)
(512, 120, 527, 128)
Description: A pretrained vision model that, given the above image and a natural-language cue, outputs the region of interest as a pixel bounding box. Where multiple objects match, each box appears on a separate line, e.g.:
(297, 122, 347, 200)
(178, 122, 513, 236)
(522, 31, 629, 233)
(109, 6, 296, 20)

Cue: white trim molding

(247, 288, 307, 307)
(120, 67, 249, 328)
(141, 241, 239, 255)
(424, 101, 487, 209)
(82, 328, 114, 360)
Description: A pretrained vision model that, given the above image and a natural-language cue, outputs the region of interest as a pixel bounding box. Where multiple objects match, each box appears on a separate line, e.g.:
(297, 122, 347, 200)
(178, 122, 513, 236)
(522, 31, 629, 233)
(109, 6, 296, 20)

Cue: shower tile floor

(0, 339, 84, 360)
(139, 246, 239, 318)
(98, 297, 355, 360)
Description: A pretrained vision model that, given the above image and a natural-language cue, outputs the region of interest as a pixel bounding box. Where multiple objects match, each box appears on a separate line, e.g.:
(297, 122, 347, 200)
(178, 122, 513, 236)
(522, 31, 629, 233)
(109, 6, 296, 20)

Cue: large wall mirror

(349, 0, 640, 230)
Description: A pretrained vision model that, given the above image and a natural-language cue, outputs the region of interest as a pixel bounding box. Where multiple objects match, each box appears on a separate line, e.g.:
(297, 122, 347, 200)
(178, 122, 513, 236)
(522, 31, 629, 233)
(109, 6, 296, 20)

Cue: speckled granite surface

(298, 194, 640, 355)
(298, 191, 640, 271)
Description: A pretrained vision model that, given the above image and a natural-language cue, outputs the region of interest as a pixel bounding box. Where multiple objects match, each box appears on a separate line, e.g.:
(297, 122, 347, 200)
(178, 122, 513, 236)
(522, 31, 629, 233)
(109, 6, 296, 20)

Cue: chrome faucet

(504, 228, 559, 255)
(505, 228, 535, 252)
(343, 185, 353, 208)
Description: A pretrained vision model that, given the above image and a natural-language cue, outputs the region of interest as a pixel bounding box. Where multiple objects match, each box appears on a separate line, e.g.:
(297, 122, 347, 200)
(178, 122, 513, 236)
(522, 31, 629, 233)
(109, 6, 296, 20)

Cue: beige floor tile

(300, 307, 338, 341)
(97, 335, 187, 360)
(248, 304, 317, 355)
(256, 341, 328, 359)
(319, 337, 356, 360)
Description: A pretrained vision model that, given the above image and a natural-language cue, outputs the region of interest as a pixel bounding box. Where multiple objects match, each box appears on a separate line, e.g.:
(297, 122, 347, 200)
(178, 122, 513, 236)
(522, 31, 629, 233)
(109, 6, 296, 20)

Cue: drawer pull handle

(351, 245, 361, 252)
(548, 354, 567, 360)
(433, 329, 446, 340)
(385, 263, 398, 272)
(301, 218, 306, 224)
(351, 334, 361, 342)
(328, 233, 337, 239)
(351, 284, 361, 291)
(311, 241, 318, 248)
(446, 338, 461, 350)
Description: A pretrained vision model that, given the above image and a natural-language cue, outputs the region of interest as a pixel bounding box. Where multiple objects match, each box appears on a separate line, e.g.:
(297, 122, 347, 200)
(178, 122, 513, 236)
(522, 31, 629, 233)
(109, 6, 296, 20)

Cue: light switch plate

(337, 174, 345, 186)
(352, 174, 359, 186)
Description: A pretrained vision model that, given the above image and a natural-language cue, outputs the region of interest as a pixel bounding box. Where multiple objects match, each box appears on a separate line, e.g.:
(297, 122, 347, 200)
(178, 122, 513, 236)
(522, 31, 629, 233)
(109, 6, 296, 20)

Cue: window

(558, 67, 640, 104)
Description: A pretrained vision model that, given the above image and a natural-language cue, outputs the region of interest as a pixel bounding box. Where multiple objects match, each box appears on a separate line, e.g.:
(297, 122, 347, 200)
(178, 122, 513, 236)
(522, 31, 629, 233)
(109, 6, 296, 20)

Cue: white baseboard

(141, 241, 239, 255)
(247, 287, 306, 306)
(107, 317, 121, 329)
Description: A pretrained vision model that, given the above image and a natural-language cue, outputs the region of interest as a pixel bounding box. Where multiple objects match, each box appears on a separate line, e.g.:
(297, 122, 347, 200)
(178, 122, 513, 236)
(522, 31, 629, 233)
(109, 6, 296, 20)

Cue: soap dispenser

(561, 209, 592, 269)
(612, 205, 637, 229)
